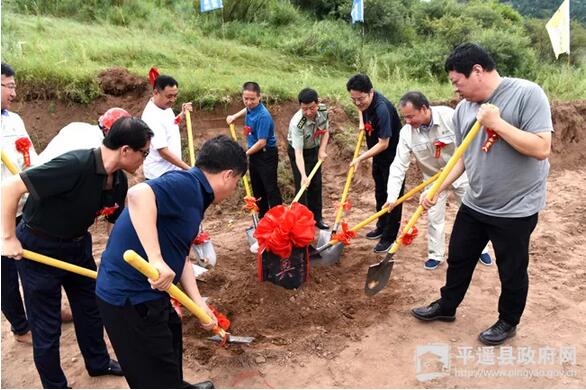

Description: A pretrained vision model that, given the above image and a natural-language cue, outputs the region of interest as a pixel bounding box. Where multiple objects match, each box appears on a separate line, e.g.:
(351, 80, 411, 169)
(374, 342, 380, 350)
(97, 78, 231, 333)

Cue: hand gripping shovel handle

(1, 150, 19, 175)
(365, 121, 483, 296)
(229, 124, 257, 227)
(123, 250, 227, 341)
(292, 159, 324, 204)
(185, 111, 196, 167)
(22, 249, 98, 279)
(333, 111, 365, 227)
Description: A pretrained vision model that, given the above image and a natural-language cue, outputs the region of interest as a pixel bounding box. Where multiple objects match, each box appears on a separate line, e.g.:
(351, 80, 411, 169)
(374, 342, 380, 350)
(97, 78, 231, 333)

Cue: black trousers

(1, 216, 30, 336)
(97, 296, 185, 389)
(372, 159, 404, 241)
(287, 145, 323, 221)
(249, 147, 282, 218)
(16, 222, 110, 389)
(440, 204, 538, 326)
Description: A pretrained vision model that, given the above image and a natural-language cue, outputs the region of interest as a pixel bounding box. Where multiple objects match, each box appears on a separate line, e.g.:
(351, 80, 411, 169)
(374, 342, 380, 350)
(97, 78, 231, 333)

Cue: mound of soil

(97, 67, 150, 96)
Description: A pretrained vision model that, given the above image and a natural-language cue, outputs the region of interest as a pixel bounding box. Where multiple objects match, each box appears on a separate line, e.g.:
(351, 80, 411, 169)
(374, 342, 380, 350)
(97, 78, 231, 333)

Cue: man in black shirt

(1, 117, 153, 389)
(346, 74, 404, 253)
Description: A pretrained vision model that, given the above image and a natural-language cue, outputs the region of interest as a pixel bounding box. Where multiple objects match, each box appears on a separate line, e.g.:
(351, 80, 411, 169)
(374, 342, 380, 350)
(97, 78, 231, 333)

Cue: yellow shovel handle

(185, 111, 195, 167)
(1, 150, 19, 175)
(22, 249, 97, 279)
(229, 124, 254, 197)
(334, 112, 365, 225)
(123, 250, 226, 339)
(292, 159, 324, 204)
(387, 120, 482, 255)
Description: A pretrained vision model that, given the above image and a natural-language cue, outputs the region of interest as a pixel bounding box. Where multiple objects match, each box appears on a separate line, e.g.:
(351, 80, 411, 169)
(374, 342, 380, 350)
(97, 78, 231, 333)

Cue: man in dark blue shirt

(1, 117, 154, 388)
(226, 81, 282, 218)
(347, 74, 403, 253)
(96, 135, 247, 389)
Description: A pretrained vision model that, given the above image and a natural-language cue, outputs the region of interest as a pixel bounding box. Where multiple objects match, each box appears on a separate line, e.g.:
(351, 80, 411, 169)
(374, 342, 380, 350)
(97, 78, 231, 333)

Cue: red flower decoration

(96, 203, 119, 218)
(332, 222, 357, 246)
(254, 203, 315, 259)
(243, 195, 260, 213)
(148, 67, 160, 87)
(192, 231, 210, 245)
(312, 128, 327, 141)
(335, 200, 352, 213)
(15, 137, 32, 168)
(174, 114, 182, 125)
(482, 128, 499, 153)
(243, 125, 252, 137)
(433, 140, 447, 159)
(400, 225, 419, 246)
(364, 122, 373, 136)
(209, 305, 230, 331)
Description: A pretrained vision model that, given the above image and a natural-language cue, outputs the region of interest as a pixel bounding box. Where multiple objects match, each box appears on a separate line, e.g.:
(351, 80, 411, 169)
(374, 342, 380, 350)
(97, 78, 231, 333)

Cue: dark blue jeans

(1, 216, 30, 335)
(16, 222, 110, 389)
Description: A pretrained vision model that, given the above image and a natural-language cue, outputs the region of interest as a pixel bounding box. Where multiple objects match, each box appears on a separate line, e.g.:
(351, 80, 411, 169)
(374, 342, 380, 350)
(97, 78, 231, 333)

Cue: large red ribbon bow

(15, 137, 32, 168)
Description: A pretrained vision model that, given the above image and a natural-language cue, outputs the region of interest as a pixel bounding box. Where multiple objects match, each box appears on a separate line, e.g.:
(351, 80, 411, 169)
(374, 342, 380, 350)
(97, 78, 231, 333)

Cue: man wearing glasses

(1, 117, 153, 388)
(346, 74, 404, 253)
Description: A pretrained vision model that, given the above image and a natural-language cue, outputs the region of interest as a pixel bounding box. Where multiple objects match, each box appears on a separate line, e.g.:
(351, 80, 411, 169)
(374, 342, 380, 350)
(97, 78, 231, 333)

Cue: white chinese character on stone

(476, 346, 496, 366)
(538, 346, 557, 365)
(559, 346, 577, 365)
(517, 346, 536, 365)
(497, 346, 515, 366)
(455, 346, 474, 365)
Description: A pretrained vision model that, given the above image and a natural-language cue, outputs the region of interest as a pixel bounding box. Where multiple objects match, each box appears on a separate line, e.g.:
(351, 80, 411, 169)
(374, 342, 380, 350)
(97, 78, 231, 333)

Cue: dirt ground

(1, 69, 585, 388)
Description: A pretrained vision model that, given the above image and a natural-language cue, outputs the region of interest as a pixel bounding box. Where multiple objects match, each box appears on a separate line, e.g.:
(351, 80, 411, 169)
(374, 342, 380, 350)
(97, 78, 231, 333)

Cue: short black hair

(154, 75, 178, 91)
(196, 135, 247, 176)
(1, 63, 15, 77)
(444, 43, 496, 77)
(103, 117, 154, 150)
(242, 81, 261, 96)
(346, 74, 373, 93)
(399, 91, 430, 110)
(298, 88, 318, 104)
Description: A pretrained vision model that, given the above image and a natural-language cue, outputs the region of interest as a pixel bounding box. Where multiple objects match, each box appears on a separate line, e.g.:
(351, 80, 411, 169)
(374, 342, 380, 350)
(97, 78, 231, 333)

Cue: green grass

(2, 11, 584, 107)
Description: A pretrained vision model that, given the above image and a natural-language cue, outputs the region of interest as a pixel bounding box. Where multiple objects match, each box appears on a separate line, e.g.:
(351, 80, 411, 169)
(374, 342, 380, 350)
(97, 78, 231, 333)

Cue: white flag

(546, 0, 570, 59)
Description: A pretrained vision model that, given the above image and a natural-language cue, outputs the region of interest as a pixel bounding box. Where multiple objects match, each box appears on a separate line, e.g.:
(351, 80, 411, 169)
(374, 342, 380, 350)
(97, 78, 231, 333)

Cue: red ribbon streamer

(482, 128, 499, 153)
(148, 67, 160, 87)
(95, 203, 119, 218)
(364, 122, 373, 136)
(170, 297, 183, 318)
(335, 200, 352, 213)
(243, 196, 260, 213)
(243, 125, 252, 137)
(192, 231, 210, 245)
(209, 305, 230, 331)
(312, 128, 327, 141)
(15, 137, 32, 168)
(433, 140, 447, 159)
(400, 226, 419, 246)
(254, 203, 315, 259)
(332, 222, 357, 246)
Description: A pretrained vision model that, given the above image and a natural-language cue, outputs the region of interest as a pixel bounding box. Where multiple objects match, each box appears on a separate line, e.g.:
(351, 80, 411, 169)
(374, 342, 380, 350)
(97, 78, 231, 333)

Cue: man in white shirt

(142, 75, 192, 179)
(1, 62, 38, 344)
(38, 107, 130, 164)
(384, 91, 491, 270)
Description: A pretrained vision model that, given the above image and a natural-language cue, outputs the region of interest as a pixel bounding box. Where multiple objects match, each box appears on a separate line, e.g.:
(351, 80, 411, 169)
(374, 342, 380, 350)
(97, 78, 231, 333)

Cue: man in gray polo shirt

(411, 43, 552, 345)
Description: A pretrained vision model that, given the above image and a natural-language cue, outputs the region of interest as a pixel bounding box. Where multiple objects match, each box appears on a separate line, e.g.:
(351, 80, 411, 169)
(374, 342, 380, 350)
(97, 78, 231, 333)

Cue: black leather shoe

(184, 380, 215, 389)
(373, 239, 392, 253)
(88, 359, 123, 377)
(479, 319, 517, 345)
(411, 300, 456, 322)
(366, 227, 383, 240)
(315, 220, 330, 230)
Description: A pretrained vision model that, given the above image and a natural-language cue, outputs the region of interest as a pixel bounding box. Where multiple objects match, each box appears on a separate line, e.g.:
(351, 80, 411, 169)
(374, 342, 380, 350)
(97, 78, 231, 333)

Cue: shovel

(123, 250, 254, 345)
(317, 111, 365, 248)
(228, 124, 260, 248)
(1, 150, 19, 175)
(364, 121, 483, 296)
(311, 172, 441, 266)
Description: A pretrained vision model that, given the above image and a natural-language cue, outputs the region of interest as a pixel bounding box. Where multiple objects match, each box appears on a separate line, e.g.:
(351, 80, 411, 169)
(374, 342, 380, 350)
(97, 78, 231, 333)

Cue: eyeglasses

(1, 83, 16, 90)
(134, 147, 149, 158)
(350, 94, 369, 104)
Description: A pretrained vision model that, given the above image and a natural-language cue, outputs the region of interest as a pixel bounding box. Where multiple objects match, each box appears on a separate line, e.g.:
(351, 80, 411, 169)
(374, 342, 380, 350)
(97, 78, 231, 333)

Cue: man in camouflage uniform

(287, 88, 329, 229)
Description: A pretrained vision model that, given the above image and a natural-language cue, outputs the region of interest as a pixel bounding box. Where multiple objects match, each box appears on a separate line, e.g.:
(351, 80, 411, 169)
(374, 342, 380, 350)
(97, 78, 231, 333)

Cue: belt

(24, 224, 86, 242)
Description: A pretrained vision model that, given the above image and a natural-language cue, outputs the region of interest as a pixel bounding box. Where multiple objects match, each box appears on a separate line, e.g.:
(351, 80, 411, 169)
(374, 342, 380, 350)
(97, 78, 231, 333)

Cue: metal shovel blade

(364, 253, 395, 296)
(208, 334, 255, 344)
(316, 229, 332, 248)
(310, 242, 345, 266)
(245, 226, 257, 247)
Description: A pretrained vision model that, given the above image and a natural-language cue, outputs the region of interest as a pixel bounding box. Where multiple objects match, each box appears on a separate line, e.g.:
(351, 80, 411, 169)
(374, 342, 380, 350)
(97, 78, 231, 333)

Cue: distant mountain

(500, 0, 585, 24)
